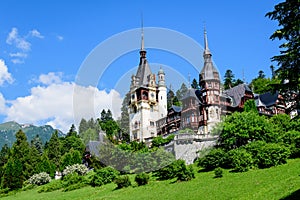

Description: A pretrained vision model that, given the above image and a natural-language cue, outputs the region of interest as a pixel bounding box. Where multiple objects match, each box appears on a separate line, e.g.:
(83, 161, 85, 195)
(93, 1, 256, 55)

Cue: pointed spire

(139, 13, 146, 58)
(141, 13, 144, 51)
(203, 26, 211, 56)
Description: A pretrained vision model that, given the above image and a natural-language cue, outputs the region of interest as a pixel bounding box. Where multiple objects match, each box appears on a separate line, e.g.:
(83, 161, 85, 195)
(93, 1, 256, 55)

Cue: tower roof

(200, 29, 220, 81)
(135, 26, 152, 86)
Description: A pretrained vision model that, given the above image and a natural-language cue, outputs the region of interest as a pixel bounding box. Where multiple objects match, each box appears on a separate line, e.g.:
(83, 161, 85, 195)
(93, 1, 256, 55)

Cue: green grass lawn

(2, 159, 300, 200)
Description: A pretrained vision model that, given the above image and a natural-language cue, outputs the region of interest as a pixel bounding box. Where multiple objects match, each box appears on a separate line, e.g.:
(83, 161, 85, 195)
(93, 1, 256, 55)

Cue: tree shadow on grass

(280, 189, 300, 200)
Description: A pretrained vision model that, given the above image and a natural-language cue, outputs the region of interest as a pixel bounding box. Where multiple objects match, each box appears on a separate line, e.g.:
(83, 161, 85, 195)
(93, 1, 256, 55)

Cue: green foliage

(266, 0, 300, 90)
(256, 143, 290, 168)
(2, 158, 23, 190)
(223, 69, 244, 90)
(228, 148, 253, 172)
(135, 172, 150, 186)
(176, 83, 188, 100)
(28, 172, 51, 186)
(191, 78, 199, 89)
(60, 149, 82, 171)
(45, 131, 61, 169)
(250, 77, 278, 94)
(280, 130, 300, 158)
(245, 141, 291, 168)
(197, 148, 227, 170)
(90, 167, 119, 187)
(119, 94, 130, 142)
(114, 175, 131, 189)
(60, 134, 85, 156)
(218, 111, 276, 150)
(155, 159, 195, 182)
(62, 173, 85, 188)
(243, 100, 258, 113)
(151, 135, 175, 148)
(36, 154, 56, 178)
(37, 180, 63, 193)
(214, 167, 223, 178)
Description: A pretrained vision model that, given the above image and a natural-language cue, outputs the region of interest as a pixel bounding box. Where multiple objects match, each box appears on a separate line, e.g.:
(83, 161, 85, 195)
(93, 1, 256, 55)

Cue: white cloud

(4, 78, 122, 133)
(0, 59, 13, 86)
(11, 59, 24, 64)
(38, 72, 63, 85)
(57, 35, 64, 41)
(6, 27, 31, 51)
(9, 52, 28, 58)
(0, 93, 7, 114)
(6, 27, 44, 64)
(29, 29, 44, 39)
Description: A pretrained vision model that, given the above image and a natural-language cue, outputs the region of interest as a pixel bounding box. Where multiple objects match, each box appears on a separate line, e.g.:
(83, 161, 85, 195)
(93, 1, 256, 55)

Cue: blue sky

(0, 0, 282, 132)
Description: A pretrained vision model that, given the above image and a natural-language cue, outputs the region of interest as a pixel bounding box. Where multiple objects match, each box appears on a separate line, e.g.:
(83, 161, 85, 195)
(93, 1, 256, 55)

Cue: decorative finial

(141, 12, 144, 51)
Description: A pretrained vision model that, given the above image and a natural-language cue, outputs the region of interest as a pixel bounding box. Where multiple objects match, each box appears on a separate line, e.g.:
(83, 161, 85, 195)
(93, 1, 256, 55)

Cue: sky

(0, 0, 282, 132)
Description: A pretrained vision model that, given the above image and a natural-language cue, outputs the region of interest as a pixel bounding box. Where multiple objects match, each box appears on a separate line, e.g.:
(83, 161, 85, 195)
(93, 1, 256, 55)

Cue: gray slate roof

(255, 91, 280, 107)
(135, 57, 152, 86)
(223, 84, 252, 107)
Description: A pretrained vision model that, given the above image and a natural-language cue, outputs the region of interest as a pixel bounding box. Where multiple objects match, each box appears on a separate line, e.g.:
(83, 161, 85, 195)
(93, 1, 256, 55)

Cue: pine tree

(11, 130, 32, 179)
(120, 94, 130, 142)
(224, 69, 235, 89)
(176, 83, 188, 100)
(46, 130, 61, 169)
(79, 118, 88, 134)
(2, 158, 23, 190)
(31, 135, 43, 155)
(191, 78, 199, 89)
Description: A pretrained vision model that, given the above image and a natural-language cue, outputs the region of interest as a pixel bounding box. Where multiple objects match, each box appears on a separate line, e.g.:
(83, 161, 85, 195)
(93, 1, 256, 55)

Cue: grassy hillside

(2, 159, 300, 200)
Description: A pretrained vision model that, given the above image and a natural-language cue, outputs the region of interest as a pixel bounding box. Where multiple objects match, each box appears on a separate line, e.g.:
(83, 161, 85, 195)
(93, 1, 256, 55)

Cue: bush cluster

(114, 175, 131, 189)
(62, 164, 88, 176)
(154, 159, 195, 181)
(90, 167, 119, 187)
(135, 173, 149, 186)
(28, 172, 51, 186)
(214, 167, 223, 178)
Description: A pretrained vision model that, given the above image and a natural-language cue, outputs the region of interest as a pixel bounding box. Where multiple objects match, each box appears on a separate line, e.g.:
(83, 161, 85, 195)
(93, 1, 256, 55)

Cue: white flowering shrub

(28, 172, 51, 186)
(63, 164, 88, 176)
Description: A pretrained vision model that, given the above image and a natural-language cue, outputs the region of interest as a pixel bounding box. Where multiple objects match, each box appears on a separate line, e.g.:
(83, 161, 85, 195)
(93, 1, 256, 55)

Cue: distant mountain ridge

(0, 121, 64, 149)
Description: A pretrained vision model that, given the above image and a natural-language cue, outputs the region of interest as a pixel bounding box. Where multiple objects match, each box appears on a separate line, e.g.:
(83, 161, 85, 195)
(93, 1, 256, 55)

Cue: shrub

(28, 172, 51, 186)
(214, 167, 223, 178)
(197, 148, 227, 170)
(90, 167, 119, 187)
(256, 143, 290, 168)
(38, 180, 63, 193)
(62, 164, 88, 177)
(114, 175, 131, 189)
(63, 173, 86, 187)
(228, 148, 253, 172)
(63, 182, 87, 192)
(135, 173, 150, 186)
(154, 159, 195, 181)
(280, 130, 300, 158)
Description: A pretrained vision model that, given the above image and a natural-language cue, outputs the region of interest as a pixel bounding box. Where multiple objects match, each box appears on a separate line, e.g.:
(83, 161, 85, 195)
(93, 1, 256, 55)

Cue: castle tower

(128, 28, 167, 142)
(198, 29, 221, 134)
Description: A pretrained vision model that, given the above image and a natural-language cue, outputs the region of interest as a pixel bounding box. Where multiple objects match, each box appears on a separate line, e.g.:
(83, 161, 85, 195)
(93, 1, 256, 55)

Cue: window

(208, 82, 212, 88)
(150, 105, 153, 112)
(150, 121, 155, 126)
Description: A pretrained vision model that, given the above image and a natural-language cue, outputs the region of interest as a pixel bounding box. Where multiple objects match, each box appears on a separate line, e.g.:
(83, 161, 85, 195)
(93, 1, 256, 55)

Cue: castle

(128, 29, 287, 142)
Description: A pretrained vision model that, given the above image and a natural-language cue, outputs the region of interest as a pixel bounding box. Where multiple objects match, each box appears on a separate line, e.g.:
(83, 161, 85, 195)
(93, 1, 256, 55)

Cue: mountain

(0, 121, 64, 149)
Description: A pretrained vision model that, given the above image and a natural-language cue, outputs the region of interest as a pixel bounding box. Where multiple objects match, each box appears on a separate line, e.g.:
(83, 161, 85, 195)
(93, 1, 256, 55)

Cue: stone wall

(164, 134, 217, 165)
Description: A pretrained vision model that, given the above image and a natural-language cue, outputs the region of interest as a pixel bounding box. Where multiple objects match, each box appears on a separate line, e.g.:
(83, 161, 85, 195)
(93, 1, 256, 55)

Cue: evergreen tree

(0, 144, 10, 167)
(31, 135, 43, 155)
(176, 83, 188, 100)
(266, 0, 300, 113)
(191, 78, 199, 89)
(46, 130, 61, 169)
(79, 118, 88, 134)
(167, 88, 175, 109)
(60, 149, 82, 171)
(11, 130, 32, 179)
(258, 70, 266, 79)
(224, 69, 235, 89)
(266, 0, 300, 90)
(37, 153, 56, 178)
(119, 94, 130, 142)
(2, 158, 23, 190)
(67, 124, 77, 137)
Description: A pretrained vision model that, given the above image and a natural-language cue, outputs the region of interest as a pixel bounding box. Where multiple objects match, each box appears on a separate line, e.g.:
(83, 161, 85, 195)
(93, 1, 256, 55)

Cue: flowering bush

(28, 172, 51, 186)
(63, 164, 88, 176)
